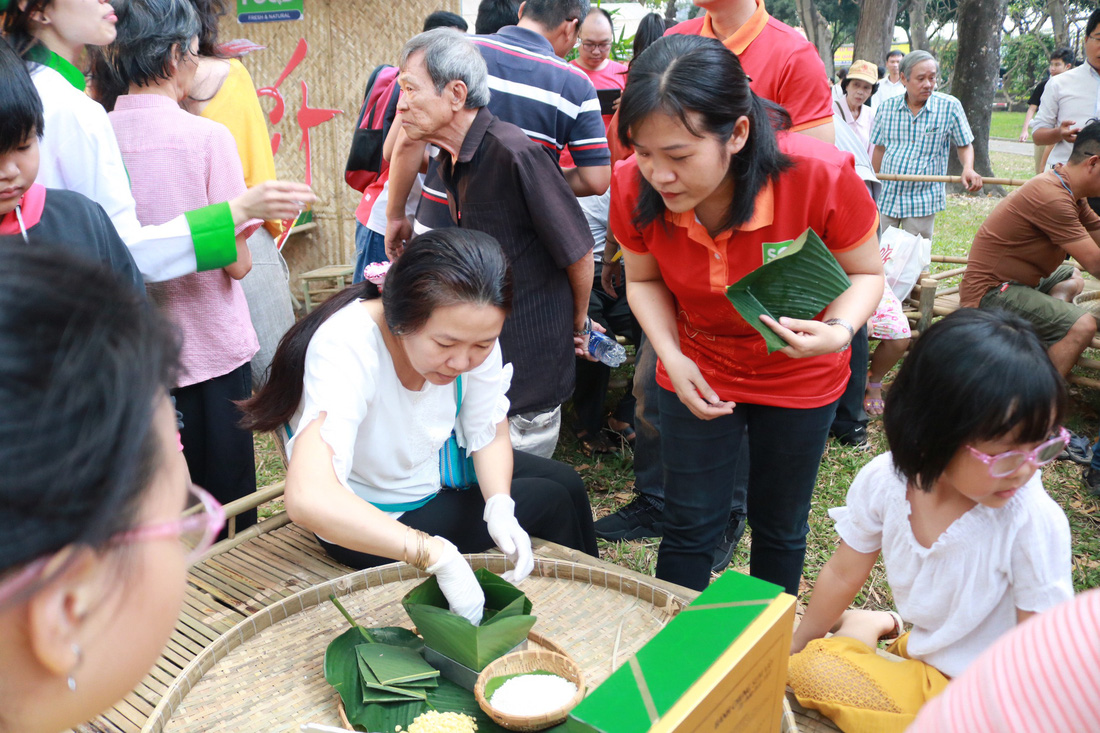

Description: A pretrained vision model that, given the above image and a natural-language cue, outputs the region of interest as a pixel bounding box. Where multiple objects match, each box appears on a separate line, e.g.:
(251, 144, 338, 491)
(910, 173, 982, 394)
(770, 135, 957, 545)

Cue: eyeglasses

(113, 483, 225, 564)
(0, 484, 224, 608)
(966, 427, 1069, 478)
(579, 40, 612, 51)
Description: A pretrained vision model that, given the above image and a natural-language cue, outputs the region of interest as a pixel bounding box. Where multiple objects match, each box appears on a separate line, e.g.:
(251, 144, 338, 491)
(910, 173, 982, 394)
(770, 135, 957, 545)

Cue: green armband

(185, 202, 237, 272)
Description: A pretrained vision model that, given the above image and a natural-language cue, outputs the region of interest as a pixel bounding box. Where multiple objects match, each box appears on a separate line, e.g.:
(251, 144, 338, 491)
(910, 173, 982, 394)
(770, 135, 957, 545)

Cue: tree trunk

(665, 0, 678, 22)
(852, 0, 898, 64)
(1048, 0, 1068, 48)
(794, 0, 835, 77)
(908, 0, 930, 51)
(948, 0, 1007, 194)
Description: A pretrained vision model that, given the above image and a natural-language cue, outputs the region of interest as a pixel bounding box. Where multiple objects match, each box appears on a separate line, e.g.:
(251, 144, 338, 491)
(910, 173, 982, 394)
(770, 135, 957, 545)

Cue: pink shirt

(110, 94, 260, 387)
(571, 58, 628, 128)
(908, 589, 1100, 732)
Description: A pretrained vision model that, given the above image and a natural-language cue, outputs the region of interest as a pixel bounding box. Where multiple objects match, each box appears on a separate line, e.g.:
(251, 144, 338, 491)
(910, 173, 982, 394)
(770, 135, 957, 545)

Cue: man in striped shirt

(386, 0, 610, 249)
(387, 6, 606, 455)
(870, 50, 982, 240)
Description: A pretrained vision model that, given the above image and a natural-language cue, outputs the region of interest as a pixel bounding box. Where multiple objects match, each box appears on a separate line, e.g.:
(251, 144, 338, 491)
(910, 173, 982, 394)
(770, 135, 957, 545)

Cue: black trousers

(173, 362, 257, 536)
(319, 450, 598, 568)
(573, 267, 639, 436)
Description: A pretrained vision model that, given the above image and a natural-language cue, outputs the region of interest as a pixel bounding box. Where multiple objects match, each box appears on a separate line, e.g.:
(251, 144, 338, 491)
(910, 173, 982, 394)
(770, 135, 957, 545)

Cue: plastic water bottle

(588, 330, 627, 367)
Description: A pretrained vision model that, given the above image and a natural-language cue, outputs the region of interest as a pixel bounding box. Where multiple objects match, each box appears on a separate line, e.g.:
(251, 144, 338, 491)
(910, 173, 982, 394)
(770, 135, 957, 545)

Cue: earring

(67, 643, 82, 692)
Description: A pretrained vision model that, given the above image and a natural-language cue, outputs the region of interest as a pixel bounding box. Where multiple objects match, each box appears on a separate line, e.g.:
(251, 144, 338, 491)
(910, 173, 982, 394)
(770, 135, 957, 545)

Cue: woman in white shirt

(835, 59, 878, 157)
(1, 0, 313, 282)
(242, 229, 597, 624)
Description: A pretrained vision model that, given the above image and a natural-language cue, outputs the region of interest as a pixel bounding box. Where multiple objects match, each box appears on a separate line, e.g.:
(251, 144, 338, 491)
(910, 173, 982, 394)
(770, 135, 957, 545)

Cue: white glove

(483, 494, 535, 584)
(426, 537, 484, 626)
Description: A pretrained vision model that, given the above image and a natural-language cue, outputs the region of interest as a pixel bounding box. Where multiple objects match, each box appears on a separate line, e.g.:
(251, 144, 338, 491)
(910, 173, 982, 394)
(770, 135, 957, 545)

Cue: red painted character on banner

(255, 38, 342, 244)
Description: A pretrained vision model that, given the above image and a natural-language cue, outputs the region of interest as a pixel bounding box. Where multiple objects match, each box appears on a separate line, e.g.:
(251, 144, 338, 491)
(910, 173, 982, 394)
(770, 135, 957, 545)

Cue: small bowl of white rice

(474, 649, 586, 731)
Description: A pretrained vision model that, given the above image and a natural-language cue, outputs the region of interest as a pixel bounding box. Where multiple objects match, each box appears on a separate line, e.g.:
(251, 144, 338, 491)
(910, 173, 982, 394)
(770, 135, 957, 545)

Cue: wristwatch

(824, 317, 854, 352)
(574, 316, 592, 337)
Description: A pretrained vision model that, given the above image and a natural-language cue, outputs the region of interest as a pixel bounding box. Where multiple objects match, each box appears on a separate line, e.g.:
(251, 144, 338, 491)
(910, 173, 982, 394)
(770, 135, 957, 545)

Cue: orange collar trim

(701, 0, 769, 56)
(665, 182, 775, 243)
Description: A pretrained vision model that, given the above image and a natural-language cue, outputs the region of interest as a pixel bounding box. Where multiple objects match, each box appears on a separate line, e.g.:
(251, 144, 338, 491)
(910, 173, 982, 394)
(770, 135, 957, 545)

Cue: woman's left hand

(483, 495, 535, 583)
(760, 315, 851, 359)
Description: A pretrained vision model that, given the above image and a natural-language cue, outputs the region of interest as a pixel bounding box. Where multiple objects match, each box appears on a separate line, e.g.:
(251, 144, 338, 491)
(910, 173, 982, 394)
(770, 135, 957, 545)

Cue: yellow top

(200, 58, 283, 236)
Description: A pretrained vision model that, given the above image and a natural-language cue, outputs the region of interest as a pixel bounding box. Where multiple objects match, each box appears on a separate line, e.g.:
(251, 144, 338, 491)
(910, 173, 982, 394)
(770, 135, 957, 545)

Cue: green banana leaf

(324, 625, 381, 727)
(363, 626, 424, 651)
(357, 643, 440, 686)
(482, 669, 559, 701)
(402, 568, 536, 672)
(725, 227, 852, 354)
(356, 652, 428, 701)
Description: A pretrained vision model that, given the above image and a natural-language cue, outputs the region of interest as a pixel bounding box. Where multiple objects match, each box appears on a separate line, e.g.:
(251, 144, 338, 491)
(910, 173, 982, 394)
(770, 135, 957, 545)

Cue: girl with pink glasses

(0, 243, 223, 733)
(787, 308, 1074, 732)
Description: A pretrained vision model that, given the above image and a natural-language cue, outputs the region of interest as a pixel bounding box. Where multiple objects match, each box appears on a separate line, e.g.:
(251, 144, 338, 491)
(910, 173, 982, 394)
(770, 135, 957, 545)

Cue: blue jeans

(1091, 434, 1100, 472)
(353, 223, 388, 284)
(655, 388, 838, 595)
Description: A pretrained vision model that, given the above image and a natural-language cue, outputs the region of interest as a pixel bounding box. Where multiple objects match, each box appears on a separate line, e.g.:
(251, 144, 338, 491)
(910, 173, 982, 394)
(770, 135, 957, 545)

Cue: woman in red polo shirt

(611, 35, 884, 594)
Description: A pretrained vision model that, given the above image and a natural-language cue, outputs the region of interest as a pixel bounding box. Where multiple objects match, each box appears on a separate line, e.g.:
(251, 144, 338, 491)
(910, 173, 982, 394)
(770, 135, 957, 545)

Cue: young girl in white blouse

(788, 308, 1074, 733)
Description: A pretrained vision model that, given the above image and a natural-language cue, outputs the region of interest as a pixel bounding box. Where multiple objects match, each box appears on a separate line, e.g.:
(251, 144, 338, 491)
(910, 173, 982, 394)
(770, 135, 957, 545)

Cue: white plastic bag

(879, 226, 931, 301)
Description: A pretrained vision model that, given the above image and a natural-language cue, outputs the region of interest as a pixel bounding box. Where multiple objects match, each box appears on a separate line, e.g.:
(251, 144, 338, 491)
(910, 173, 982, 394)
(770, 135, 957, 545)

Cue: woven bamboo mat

(149, 554, 687, 733)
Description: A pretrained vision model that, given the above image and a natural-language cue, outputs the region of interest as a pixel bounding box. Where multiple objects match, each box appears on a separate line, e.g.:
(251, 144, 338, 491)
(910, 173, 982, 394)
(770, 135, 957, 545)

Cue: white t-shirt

(831, 453, 1073, 679)
(1032, 62, 1100, 169)
(872, 76, 905, 108)
(286, 300, 512, 514)
(30, 64, 198, 283)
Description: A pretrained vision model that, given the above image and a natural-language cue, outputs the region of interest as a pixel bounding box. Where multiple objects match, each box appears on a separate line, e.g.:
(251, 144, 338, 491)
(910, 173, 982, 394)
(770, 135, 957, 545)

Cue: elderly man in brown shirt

(961, 122, 1100, 377)
(393, 28, 596, 457)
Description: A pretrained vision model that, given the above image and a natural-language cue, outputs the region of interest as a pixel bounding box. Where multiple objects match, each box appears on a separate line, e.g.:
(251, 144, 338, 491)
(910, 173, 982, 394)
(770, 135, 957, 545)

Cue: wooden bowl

(474, 650, 585, 731)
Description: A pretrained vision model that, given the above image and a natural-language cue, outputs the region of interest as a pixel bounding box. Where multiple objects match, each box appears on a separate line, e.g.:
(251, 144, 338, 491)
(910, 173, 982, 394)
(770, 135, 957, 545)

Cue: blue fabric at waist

(369, 493, 437, 513)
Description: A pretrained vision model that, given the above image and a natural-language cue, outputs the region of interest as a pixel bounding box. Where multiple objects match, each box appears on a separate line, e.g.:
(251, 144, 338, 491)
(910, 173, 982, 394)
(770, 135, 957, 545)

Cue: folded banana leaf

(402, 568, 536, 672)
(725, 227, 852, 354)
(357, 642, 440, 686)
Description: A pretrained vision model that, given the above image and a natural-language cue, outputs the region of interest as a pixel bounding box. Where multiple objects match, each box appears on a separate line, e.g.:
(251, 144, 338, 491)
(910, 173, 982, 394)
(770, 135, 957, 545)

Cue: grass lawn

(254, 141, 1099, 612)
(990, 110, 1029, 141)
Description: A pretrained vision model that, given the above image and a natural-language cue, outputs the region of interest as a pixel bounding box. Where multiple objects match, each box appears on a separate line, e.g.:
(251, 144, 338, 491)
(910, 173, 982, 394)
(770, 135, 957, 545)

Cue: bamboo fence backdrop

(219, 1, 459, 285)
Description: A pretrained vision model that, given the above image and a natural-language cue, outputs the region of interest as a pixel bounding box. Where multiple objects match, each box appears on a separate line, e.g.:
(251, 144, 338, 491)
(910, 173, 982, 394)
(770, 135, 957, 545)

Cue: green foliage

(1002, 33, 1055, 102)
(931, 38, 957, 91)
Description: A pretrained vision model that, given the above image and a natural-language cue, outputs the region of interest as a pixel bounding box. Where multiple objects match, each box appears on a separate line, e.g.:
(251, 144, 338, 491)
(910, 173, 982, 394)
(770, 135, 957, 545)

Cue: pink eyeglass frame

(0, 485, 225, 608)
(965, 427, 1070, 478)
(113, 483, 226, 563)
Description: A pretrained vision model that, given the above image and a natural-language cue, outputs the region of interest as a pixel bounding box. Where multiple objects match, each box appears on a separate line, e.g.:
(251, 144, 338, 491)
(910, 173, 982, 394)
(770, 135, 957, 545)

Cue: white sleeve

(456, 340, 512, 453)
(287, 317, 377, 491)
(828, 455, 890, 554)
(1010, 487, 1074, 613)
(34, 72, 199, 282)
(1030, 76, 1059, 132)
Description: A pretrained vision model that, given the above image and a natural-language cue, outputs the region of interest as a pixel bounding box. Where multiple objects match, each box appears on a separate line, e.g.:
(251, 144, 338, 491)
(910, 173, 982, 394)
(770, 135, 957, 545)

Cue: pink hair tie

(363, 261, 392, 291)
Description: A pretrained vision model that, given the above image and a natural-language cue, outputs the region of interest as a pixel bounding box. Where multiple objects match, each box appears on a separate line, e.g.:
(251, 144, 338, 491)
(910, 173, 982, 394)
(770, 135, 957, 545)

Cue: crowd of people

(1, 0, 1098, 731)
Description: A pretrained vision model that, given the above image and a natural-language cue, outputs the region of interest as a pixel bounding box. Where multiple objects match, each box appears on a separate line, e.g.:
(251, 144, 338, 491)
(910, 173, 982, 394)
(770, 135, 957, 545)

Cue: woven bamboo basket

(1074, 290, 1100, 316)
(474, 650, 586, 731)
(148, 555, 686, 733)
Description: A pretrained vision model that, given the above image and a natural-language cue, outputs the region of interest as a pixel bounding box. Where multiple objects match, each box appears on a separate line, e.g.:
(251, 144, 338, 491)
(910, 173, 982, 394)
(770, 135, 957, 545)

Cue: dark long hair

(631, 13, 666, 61)
(0, 36, 44, 154)
(617, 34, 792, 233)
(191, 0, 228, 57)
(0, 0, 50, 58)
(884, 309, 1067, 492)
(0, 243, 181, 598)
(241, 228, 514, 433)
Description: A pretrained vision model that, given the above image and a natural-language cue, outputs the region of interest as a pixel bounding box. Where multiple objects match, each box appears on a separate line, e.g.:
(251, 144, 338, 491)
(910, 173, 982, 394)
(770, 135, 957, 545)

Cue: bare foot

(831, 609, 901, 648)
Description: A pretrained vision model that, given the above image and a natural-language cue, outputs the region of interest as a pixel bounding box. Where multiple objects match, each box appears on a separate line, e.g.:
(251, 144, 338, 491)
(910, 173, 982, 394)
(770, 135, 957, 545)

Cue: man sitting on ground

(961, 122, 1100, 377)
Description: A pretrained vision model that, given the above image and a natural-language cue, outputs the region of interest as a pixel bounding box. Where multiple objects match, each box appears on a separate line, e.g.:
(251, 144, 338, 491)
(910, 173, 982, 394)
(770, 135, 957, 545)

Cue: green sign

(237, 0, 302, 23)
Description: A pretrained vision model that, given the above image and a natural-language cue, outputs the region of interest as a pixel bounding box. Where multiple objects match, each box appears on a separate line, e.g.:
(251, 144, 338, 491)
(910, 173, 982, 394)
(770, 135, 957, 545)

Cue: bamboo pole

(877, 173, 1029, 186)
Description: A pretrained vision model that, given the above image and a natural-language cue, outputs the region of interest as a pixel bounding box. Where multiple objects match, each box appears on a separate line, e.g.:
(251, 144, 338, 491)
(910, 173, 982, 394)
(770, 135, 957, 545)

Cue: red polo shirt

(610, 133, 878, 408)
(666, 0, 833, 133)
